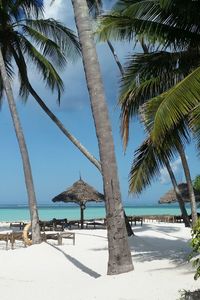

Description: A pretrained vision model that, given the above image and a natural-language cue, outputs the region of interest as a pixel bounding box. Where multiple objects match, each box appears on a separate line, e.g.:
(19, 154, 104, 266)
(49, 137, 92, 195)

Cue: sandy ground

(0, 222, 199, 300)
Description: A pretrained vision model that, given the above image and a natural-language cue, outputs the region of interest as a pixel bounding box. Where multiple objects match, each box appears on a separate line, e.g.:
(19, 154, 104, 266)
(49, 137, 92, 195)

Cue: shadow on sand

(48, 243, 101, 279)
(90, 224, 192, 266)
(128, 224, 191, 264)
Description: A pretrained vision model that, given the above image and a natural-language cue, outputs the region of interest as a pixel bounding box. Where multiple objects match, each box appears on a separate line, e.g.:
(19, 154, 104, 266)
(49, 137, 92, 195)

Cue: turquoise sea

(0, 204, 198, 222)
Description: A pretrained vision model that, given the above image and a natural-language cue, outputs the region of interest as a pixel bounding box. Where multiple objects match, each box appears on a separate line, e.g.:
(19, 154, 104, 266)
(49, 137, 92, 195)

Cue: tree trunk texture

(0, 48, 41, 243)
(177, 144, 198, 225)
(165, 158, 191, 227)
(71, 0, 133, 275)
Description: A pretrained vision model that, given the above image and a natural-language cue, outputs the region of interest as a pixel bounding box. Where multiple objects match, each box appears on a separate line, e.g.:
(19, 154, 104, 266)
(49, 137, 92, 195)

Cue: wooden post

(80, 203, 86, 229)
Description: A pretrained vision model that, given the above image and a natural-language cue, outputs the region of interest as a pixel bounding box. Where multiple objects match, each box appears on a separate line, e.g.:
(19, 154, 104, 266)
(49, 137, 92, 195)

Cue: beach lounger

(127, 216, 143, 226)
(42, 232, 75, 245)
(10, 231, 26, 249)
(39, 220, 55, 231)
(10, 222, 25, 230)
(39, 219, 68, 231)
(68, 220, 80, 229)
(85, 220, 106, 229)
(0, 233, 9, 249)
(52, 218, 68, 231)
(60, 232, 75, 245)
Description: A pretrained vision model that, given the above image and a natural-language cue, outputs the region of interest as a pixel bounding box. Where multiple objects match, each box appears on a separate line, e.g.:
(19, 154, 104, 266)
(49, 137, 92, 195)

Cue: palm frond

(119, 49, 200, 148)
(21, 24, 67, 68)
(10, 0, 44, 19)
(98, 0, 200, 50)
(129, 137, 161, 194)
(145, 66, 200, 143)
(189, 104, 200, 152)
(18, 34, 64, 103)
(86, 0, 103, 18)
(11, 42, 30, 101)
(129, 121, 190, 194)
(24, 19, 81, 61)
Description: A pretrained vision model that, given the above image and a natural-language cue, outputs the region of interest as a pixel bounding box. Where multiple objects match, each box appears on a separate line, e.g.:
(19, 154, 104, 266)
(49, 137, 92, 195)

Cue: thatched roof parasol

(159, 183, 200, 204)
(52, 178, 104, 228)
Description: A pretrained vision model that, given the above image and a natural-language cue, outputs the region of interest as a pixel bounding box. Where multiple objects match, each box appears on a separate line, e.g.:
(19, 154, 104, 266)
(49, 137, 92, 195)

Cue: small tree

(193, 175, 200, 194)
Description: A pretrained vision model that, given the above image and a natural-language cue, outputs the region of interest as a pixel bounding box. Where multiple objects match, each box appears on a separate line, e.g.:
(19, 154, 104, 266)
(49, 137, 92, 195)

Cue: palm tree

(0, 0, 85, 242)
(0, 49, 42, 242)
(0, 1, 99, 168)
(118, 50, 199, 224)
(0, 1, 44, 243)
(71, 0, 133, 275)
(98, 0, 200, 224)
(129, 135, 191, 227)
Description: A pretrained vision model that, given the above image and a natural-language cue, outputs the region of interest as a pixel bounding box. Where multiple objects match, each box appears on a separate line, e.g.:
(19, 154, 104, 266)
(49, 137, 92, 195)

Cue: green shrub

(179, 289, 200, 300)
(190, 219, 200, 280)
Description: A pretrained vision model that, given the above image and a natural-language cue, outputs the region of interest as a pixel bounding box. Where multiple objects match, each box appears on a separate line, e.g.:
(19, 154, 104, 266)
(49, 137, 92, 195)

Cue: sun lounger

(39, 219, 69, 231)
(0, 233, 9, 249)
(39, 220, 55, 231)
(42, 232, 75, 245)
(10, 231, 26, 249)
(85, 220, 106, 229)
(52, 218, 68, 231)
(59, 232, 75, 245)
(10, 222, 25, 230)
(68, 220, 80, 229)
(127, 216, 143, 226)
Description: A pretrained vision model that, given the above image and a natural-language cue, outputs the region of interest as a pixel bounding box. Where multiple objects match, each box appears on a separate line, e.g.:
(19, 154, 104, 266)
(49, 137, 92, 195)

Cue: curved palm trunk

(0, 49, 41, 243)
(12, 48, 102, 172)
(177, 144, 198, 225)
(164, 158, 191, 227)
(71, 0, 133, 275)
(13, 48, 134, 236)
(28, 85, 102, 172)
(107, 40, 125, 75)
(30, 85, 134, 234)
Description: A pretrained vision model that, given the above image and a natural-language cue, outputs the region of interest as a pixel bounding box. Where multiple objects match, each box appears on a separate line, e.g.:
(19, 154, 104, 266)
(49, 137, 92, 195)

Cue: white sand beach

(0, 222, 199, 300)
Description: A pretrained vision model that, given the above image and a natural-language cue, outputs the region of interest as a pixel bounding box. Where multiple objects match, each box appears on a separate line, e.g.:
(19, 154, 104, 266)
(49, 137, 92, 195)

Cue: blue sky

(0, 0, 199, 206)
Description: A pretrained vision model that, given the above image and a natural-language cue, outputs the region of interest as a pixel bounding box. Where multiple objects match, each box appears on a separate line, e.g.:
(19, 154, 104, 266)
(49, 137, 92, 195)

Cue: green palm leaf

(98, 0, 200, 49)
(18, 34, 64, 102)
(24, 19, 81, 60)
(119, 49, 200, 147)
(146, 67, 200, 143)
(21, 25, 67, 68)
(86, 0, 103, 17)
(129, 122, 189, 194)
(10, 0, 44, 19)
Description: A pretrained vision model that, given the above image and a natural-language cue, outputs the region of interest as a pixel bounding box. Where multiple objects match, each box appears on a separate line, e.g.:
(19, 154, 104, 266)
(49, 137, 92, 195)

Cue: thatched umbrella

(159, 183, 200, 204)
(52, 178, 104, 228)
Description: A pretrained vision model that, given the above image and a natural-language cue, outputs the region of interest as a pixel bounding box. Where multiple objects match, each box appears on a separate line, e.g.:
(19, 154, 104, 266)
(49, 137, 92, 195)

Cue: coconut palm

(0, 49, 42, 243)
(98, 0, 200, 224)
(0, 1, 100, 171)
(119, 51, 199, 224)
(98, 0, 200, 147)
(0, 0, 45, 243)
(0, 0, 83, 242)
(0, 1, 102, 171)
(71, 0, 133, 275)
(129, 130, 191, 227)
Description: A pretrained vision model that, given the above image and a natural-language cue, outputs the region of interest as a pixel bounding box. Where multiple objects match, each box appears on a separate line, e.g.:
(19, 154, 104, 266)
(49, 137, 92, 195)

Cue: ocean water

(0, 204, 197, 222)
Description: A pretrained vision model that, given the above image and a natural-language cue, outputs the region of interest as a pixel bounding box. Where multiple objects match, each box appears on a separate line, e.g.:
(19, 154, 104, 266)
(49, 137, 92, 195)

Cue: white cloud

(43, 0, 75, 27)
(159, 157, 184, 184)
(43, 0, 65, 19)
